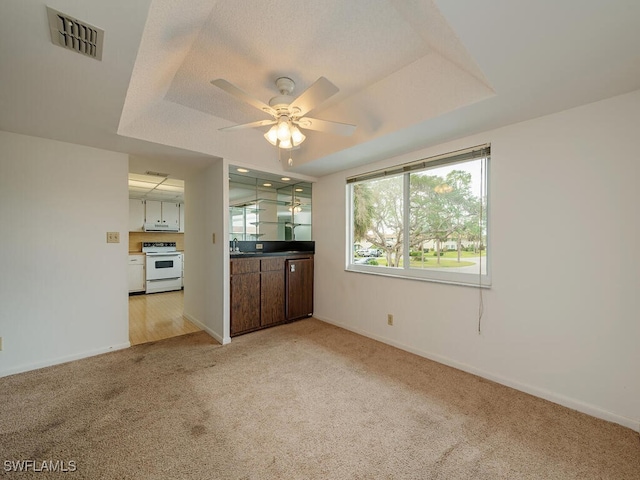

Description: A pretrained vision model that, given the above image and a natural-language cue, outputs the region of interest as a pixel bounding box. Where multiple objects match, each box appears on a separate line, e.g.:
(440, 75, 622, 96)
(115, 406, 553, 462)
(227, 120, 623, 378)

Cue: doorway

(129, 290, 199, 345)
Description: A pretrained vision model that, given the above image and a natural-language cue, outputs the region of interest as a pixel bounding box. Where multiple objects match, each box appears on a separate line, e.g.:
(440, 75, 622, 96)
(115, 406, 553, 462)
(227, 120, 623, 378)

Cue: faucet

(232, 237, 239, 252)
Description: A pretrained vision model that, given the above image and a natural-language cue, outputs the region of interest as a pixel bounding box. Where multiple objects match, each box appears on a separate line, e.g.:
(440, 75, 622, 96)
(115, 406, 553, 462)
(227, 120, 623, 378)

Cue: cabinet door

(179, 203, 185, 233)
(230, 272, 261, 335)
(261, 270, 285, 326)
(145, 200, 162, 223)
(128, 199, 145, 232)
(230, 258, 261, 336)
(286, 258, 314, 320)
(128, 255, 145, 292)
(162, 202, 180, 227)
(261, 257, 285, 326)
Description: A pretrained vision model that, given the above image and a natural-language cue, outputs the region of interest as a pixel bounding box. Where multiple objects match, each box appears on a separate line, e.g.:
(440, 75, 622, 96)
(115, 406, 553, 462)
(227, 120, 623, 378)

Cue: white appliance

(142, 242, 182, 293)
(143, 222, 179, 232)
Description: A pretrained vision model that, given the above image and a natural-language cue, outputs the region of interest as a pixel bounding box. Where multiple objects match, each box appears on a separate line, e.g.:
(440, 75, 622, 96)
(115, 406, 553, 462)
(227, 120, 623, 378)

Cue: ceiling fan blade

(296, 117, 356, 136)
(219, 119, 276, 132)
(289, 77, 339, 117)
(211, 79, 276, 117)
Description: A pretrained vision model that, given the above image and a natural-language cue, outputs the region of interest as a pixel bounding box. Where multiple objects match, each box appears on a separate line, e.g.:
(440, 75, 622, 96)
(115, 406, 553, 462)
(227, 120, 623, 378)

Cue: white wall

(0, 131, 130, 376)
(312, 89, 640, 431)
(183, 159, 230, 344)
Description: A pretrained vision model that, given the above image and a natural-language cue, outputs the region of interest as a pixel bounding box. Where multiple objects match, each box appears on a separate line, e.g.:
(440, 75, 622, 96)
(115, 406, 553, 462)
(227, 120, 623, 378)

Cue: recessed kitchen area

(127, 171, 196, 345)
(128, 166, 315, 345)
(228, 166, 314, 337)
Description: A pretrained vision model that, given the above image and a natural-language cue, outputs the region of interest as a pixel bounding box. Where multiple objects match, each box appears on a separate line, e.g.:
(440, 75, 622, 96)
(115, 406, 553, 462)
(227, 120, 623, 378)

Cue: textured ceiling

(118, 0, 494, 174)
(1, 1, 640, 178)
(165, 0, 434, 123)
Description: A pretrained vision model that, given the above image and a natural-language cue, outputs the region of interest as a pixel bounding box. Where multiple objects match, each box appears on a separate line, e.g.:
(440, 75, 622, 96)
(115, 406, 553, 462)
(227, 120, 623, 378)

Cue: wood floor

(129, 290, 200, 346)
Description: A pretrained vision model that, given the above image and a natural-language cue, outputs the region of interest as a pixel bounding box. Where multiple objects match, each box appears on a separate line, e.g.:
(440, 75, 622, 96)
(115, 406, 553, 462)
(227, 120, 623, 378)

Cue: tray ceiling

(1, 1, 639, 177)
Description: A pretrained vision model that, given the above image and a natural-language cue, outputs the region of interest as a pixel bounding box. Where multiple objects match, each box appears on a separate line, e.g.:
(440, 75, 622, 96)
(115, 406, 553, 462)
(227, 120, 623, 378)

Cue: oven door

(145, 253, 182, 280)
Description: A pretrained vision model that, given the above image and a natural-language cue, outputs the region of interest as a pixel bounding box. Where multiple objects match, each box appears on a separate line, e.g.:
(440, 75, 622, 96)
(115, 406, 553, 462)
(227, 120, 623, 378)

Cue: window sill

(345, 264, 491, 288)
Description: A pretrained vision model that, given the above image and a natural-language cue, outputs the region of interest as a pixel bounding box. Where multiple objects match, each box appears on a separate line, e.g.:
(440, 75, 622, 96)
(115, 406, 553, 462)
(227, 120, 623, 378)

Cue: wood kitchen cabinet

(286, 257, 314, 320)
(230, 254, 308, 336)
(230, 258, 261, 335)
(260, 257, 285, 327)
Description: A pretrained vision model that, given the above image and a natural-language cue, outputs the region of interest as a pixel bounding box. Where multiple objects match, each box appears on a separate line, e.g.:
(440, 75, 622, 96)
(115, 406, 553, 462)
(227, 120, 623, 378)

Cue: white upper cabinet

(162, 202, 180, 228)
(145, 200, 163, 224)
(129, 199, 185, 232)
(129, 199, 145, 232)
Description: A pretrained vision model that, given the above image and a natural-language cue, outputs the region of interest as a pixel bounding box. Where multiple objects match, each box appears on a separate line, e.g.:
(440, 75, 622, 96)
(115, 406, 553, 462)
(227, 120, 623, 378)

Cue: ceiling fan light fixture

(291, 126, 305, 146)
(211, 76, 355, 151)
(264, 125, 278, 146)
(278, 138, 292, 149)
(277, 116, 291, 142)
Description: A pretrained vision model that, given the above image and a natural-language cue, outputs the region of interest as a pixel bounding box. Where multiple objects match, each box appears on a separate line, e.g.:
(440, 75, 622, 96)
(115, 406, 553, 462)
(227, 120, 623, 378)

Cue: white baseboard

(0, 342, 131, 379)
(184, 313, 231, 345)
(314, 314, 640, 433)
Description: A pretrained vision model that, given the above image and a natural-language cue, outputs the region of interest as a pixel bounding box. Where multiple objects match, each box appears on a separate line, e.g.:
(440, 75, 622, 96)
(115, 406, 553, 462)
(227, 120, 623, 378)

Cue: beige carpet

(1, 319, 638, 479)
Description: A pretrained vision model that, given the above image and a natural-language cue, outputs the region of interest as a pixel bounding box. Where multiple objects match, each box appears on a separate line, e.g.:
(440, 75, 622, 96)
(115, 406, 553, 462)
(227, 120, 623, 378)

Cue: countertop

(128, 250, 184, 255)
(230, 251, 314, 258)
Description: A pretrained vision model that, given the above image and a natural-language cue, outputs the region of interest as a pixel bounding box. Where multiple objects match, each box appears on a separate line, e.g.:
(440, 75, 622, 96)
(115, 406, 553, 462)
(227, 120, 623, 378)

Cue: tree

(410, 170, 481, 264)
(352, 183, 374, 242)
(352, 167, 485, 268)
(353, 176, 404, 267)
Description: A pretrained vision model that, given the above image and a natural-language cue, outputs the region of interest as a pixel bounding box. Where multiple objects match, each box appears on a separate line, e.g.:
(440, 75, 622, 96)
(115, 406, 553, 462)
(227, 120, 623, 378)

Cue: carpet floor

(1, 319, 639, 479)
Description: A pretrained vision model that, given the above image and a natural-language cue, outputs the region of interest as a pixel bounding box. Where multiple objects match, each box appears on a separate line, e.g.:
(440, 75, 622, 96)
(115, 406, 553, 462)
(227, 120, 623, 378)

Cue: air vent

(46, 6, 104, 60)
(145, 171, 170, 177)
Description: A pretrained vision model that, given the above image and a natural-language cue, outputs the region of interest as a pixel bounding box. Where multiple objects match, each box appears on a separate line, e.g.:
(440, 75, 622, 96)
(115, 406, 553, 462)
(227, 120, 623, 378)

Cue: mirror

(229, 167, 312, 241)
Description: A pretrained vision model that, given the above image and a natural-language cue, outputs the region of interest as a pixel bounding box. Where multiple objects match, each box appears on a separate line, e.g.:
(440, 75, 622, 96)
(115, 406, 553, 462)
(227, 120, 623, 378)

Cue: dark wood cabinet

(230, 258, 261, 336)
(230, 254, 312, 336)
(260, 257, 285, 327)
(286, 257, 314, 320)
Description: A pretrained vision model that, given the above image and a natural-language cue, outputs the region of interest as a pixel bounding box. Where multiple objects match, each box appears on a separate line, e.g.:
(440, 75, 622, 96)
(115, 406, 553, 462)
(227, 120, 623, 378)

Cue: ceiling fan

(210, 76, 356, 152)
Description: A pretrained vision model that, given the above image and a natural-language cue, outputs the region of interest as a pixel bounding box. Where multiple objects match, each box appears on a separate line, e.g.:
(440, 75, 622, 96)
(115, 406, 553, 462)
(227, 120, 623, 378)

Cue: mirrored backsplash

(229, 168, 311, 241)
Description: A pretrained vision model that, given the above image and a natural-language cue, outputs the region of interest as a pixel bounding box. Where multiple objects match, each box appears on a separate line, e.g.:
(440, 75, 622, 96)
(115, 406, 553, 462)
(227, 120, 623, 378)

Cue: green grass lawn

(368, 257, 475, 268)
(425, 250, 486, 258)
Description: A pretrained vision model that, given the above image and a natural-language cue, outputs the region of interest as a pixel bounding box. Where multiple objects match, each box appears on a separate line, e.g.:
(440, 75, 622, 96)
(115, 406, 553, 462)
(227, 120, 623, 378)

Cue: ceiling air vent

(145, 171, 170, 177)
(46, 6, 104, 61)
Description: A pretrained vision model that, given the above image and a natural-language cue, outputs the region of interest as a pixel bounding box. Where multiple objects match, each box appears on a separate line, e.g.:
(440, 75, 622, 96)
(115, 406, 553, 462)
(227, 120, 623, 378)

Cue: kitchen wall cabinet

(128, 255, 145, 293)
(230, 254, 311, 336)
(162, 202, 180, 227)
(145, 200, 162, 223)
(129, 199, 145, 232)
(130, 199, 184, 231)
(145, 200, 180, 228)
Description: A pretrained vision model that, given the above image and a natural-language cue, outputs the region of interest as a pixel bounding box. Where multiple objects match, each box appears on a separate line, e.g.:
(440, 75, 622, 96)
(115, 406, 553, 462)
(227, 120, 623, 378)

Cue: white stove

(142, 242, 182, 293)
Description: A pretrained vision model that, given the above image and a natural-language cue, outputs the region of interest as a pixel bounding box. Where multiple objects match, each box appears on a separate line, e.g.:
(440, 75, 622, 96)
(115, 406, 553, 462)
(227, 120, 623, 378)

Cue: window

(347, 145, 490, 287)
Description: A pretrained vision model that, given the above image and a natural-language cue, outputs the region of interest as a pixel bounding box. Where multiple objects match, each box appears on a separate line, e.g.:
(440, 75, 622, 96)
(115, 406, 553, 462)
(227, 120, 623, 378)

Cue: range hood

(143, 222, 180, 232)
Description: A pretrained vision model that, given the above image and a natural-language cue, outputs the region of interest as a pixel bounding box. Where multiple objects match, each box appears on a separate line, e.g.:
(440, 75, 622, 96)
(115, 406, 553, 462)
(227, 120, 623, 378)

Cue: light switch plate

(106, 232, 120, 243)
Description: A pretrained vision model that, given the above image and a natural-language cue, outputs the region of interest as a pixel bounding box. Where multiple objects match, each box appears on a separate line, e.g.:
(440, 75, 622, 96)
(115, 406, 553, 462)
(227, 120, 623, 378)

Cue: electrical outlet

(387, 314, 394, 326)
(106, 232, 119, 243)
(256, 243, 263, 250)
